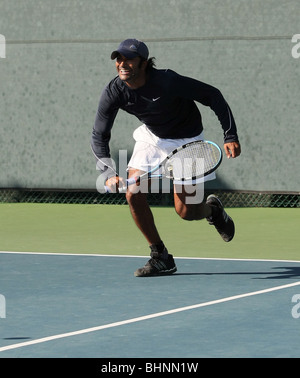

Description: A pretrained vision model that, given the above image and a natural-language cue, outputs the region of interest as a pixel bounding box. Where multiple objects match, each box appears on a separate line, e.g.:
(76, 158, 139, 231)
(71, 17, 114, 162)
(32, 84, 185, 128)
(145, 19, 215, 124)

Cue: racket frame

(105, 140, 222, 192)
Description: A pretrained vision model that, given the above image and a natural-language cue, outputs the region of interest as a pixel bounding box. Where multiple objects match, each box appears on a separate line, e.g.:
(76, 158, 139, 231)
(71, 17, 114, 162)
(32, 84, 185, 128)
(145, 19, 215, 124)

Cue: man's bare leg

(125, 169, 161, 246)
(126, 169, 177, 276)
(173, 183, 212, 220)
(173, 184, 235, 242)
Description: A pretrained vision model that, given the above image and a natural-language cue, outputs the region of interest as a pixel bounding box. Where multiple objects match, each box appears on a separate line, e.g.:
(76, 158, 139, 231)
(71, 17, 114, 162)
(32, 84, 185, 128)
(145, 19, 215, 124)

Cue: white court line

(1, 250, 300, 263)
(1, 280, 300, 353)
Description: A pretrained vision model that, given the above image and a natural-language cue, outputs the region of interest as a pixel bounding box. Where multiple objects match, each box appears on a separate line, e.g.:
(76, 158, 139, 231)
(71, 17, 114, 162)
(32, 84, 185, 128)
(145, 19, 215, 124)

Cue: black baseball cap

(111, 39, 149, 60)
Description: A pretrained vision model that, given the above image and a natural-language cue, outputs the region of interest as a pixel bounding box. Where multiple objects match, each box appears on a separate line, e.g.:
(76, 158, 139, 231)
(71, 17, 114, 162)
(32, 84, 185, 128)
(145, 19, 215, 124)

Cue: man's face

(115, 54, 146, 87)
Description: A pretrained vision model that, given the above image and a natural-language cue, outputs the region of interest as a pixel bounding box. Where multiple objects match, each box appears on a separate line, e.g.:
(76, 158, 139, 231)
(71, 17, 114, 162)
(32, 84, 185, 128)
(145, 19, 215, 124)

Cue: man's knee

(174, 203, 206, 221)
(126, 189, 147, 206)
(125, 189, 135, 205)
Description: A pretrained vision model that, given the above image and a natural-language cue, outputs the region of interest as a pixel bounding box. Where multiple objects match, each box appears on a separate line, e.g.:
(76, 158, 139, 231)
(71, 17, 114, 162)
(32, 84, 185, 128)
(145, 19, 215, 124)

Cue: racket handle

(126, 177, 138, 186)
(104, 177, 138, 193)
(117, 177, 137, 193)
(104, 185, 127, 193)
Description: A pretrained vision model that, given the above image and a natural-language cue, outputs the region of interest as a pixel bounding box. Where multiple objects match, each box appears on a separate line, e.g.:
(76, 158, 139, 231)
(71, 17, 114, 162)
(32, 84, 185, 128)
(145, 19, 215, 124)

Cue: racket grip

(117, 177, 136, 193)
(126, 177, 137, 186)
(104, 177, 137, 194)
(118, 186, 127, 193)
(104, 185, 126, 193)
(118, 177, 136, 193)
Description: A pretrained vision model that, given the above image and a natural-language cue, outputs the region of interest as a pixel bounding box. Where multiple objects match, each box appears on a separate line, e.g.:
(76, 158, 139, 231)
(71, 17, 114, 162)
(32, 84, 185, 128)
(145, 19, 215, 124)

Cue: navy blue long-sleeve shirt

(91, 68, 238, 174)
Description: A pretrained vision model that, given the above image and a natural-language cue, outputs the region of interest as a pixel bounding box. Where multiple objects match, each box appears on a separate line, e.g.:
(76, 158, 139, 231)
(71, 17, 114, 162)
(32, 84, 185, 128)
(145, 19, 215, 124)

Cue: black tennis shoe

(134, 253, 177, 277)
(206, 194, 235, 242)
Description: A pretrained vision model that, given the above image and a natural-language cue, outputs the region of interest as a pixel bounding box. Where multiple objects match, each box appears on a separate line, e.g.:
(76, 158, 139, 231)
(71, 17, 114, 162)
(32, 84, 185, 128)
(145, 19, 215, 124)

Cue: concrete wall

(0, 0, 299, 191)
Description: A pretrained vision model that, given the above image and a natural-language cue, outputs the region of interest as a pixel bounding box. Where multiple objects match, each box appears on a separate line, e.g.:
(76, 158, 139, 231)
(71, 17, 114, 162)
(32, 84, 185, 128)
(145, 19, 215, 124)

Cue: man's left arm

(175, 74, 240, 147)
(195, 84, 242, 159)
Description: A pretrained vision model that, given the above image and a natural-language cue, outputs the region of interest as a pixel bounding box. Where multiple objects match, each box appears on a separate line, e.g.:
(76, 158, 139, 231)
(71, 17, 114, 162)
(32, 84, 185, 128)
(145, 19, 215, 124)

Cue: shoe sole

(134, 266, 177, 277)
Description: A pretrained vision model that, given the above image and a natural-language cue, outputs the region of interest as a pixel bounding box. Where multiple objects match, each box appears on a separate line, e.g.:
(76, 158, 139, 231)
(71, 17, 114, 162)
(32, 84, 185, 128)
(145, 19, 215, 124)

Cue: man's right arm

(91, 86, 119, 184)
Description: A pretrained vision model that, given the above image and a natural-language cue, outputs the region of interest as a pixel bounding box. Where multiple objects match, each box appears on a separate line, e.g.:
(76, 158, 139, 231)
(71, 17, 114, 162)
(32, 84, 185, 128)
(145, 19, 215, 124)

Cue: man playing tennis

(91, 39, 241, 277)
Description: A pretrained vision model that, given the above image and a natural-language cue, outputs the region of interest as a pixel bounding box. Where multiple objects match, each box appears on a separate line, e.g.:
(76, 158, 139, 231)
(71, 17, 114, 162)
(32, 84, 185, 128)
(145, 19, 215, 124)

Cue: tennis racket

(105, 140, 222, 193)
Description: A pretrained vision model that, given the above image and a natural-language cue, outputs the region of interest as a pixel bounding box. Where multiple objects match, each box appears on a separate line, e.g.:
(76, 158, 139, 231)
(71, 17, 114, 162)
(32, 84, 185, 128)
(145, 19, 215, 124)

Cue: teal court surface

(1, 251, 300, 359)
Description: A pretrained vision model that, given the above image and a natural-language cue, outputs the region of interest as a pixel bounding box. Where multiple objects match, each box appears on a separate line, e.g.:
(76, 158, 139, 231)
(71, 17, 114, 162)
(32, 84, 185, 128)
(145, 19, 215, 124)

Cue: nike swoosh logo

(140, 96, 161, 103)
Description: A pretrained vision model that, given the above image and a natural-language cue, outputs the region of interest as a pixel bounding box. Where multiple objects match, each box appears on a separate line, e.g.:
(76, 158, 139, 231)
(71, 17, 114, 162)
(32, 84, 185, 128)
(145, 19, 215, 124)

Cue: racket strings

(164, 143, 221, 180)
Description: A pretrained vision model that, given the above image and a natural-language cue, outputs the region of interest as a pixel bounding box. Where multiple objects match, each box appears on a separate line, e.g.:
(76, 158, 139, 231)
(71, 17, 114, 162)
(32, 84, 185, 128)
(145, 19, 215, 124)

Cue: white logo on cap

(130, 44, 137, 51)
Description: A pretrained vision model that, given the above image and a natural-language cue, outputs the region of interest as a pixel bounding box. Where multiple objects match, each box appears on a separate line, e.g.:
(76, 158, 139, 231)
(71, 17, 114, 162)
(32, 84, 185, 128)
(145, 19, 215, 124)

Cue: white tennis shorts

(128, 124, 216, 185)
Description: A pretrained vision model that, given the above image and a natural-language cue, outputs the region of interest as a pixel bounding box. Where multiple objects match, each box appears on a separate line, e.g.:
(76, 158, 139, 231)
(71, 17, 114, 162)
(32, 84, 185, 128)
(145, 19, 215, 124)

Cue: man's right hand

(105, 176, 127, 193)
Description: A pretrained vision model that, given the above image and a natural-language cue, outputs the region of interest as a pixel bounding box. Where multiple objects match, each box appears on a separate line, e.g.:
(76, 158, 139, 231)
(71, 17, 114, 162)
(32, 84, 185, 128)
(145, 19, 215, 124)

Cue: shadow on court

(174, 266, 300, 279)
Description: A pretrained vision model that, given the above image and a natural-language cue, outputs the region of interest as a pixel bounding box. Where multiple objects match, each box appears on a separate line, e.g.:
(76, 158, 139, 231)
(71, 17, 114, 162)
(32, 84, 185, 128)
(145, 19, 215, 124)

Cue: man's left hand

(224, 141, 241, 158)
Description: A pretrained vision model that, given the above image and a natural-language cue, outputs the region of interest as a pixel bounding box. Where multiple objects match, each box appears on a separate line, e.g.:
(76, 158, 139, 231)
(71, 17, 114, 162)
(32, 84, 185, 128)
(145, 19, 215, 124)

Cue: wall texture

(0, 0, 299, 191)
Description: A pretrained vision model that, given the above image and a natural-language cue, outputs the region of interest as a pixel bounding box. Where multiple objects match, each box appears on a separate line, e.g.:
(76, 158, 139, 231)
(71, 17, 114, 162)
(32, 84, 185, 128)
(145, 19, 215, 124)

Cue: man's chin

(118, 73, 127, 79)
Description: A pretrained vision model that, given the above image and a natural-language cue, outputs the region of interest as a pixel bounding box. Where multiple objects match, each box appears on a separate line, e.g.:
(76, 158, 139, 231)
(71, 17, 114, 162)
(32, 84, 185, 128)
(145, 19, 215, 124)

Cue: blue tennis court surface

(1, 251, 300, 358)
